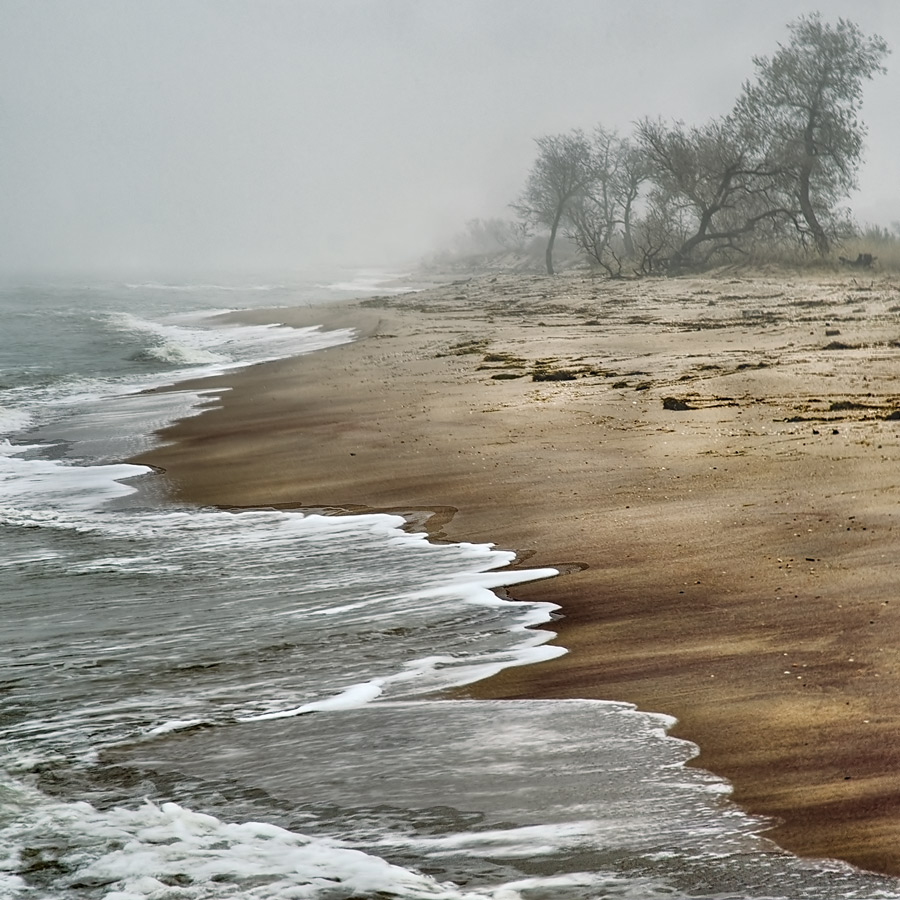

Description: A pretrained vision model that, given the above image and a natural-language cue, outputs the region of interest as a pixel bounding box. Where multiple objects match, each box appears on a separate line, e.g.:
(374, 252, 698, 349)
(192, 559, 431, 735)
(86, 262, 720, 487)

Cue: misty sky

(1, 0, 898, 276)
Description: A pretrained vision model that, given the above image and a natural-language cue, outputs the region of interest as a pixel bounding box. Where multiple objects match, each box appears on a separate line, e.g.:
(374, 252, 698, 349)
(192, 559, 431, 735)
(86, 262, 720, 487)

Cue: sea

(2, 270, 900, 900)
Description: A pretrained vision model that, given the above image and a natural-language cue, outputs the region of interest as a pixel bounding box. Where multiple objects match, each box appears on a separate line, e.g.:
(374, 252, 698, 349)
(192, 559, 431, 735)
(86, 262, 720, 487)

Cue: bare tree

(631, 190, 690, 275)
(637, 117, 789, 270)
(616, 138, 650, 257)
(564, 128, 620, 272)
(735, 14, 889, 256)
(513, 130, 597, 275)
(564, 128, 650, 276)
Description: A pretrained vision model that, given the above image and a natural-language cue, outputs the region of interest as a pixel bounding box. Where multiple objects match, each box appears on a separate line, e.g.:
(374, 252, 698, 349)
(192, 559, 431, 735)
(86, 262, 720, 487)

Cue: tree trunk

(545, 209, 563, 275)
(799, 121, 830, 256)
(622, 201, 635, 257)
(798, 163, 830, 256)
(671, 207, 715, 271)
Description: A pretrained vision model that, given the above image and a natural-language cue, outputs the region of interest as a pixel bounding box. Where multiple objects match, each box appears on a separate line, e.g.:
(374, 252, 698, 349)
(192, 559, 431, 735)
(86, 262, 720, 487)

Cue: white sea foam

(0, 439, 40, 457)
(124, 281, 284, 292)
(378, 821, 600, 858)
(324, 269, 414, 294)
(68, 555, 183, 575)
(1, 370, 210, 454)
(138, 343, 227, 366)
(0, 406, 32, 436)
(0, 782, 512, 900)
(237, 559, 561, 721)
(239, 680, 387, 720)
(144, 718, 207, 736)
(0, 452, 149, 512)
(108, 311, 355, 373)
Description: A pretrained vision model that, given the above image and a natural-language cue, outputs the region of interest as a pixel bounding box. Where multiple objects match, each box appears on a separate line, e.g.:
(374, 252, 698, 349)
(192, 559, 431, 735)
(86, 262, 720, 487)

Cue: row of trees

(514, 15, 889, 275)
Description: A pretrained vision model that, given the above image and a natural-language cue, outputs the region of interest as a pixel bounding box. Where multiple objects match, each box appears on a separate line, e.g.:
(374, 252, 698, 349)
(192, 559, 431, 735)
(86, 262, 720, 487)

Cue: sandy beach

(136, 268, 900, 876)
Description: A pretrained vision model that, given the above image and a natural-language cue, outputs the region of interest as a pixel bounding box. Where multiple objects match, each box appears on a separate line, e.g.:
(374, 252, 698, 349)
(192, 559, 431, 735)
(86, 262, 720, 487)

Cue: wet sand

(136, 269, 900, 875)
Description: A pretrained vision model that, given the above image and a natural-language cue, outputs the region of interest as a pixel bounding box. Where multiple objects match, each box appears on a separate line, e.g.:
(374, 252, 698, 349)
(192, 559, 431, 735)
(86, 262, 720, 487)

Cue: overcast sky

(1, 0, 898, 276)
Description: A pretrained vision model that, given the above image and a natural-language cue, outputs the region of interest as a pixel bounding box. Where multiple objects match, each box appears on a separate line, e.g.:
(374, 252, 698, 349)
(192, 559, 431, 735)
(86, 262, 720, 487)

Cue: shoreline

(135, 268, 900, 876)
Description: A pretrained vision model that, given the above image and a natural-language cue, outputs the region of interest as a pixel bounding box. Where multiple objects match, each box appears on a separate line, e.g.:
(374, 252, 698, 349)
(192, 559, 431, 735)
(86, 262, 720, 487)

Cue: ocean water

(2, 273, 900, 900)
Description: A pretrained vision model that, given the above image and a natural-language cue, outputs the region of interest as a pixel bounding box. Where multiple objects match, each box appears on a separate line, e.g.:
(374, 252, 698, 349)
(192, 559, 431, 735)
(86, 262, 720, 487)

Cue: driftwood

(839, 252, 877, 268)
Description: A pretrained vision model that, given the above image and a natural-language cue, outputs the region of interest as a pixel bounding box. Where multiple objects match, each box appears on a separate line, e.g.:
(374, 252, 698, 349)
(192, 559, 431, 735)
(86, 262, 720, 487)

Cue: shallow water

(2, 274, 900, 899)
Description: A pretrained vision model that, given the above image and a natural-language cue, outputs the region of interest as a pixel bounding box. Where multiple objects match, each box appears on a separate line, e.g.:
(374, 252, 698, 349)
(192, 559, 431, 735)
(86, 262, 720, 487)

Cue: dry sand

(136, 268, 900, 875)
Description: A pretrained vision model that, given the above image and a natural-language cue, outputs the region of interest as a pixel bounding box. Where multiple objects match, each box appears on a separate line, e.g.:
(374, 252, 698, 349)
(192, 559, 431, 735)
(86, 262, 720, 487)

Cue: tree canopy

(734, 14, 889, 255)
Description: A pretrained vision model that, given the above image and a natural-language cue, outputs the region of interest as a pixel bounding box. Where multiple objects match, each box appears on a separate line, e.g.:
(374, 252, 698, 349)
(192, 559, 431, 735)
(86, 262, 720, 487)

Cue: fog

(1, 0, 898, 277)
